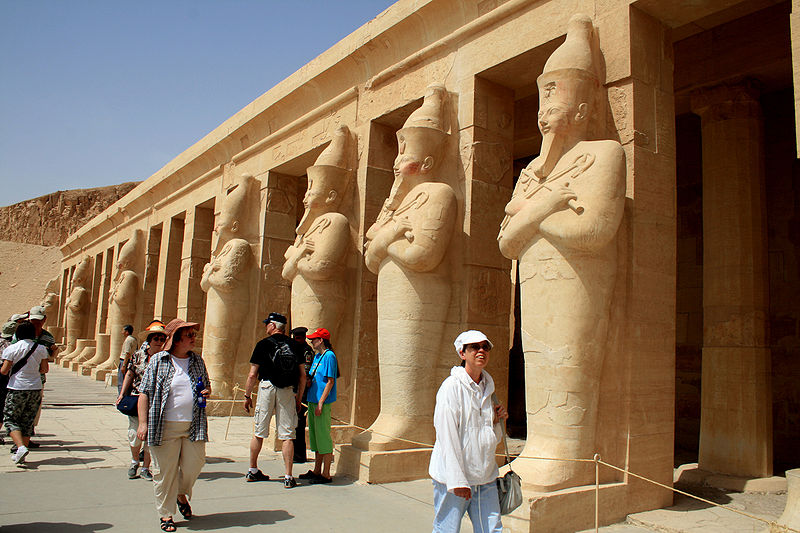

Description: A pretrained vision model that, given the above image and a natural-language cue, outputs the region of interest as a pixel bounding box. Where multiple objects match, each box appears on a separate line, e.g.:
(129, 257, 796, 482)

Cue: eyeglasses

(149, 335, 167, 342)
(185, 330, 197, 339)
(464, 342, 491, 352)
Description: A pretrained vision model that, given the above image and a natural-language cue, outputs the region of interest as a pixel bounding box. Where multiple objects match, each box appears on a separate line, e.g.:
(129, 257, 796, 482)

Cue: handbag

(493, 393, 523, 515)
(116, 395, 139, 416)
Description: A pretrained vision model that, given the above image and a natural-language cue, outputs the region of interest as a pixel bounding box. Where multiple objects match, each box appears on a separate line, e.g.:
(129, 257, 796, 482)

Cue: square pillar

(177, 204, 214, 340)
(691, 80, 773, 478)
(155, 214, 185, 321)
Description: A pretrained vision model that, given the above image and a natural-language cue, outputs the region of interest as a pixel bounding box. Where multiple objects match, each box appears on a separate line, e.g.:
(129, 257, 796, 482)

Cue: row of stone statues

(59, 14, 625, 492)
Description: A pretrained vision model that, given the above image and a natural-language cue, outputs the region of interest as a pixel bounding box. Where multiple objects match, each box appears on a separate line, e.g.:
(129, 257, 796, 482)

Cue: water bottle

(196, 377, 206, 408)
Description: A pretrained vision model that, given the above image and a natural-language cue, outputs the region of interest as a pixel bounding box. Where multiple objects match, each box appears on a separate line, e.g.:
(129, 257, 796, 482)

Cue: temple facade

(55, 1, 800, 531)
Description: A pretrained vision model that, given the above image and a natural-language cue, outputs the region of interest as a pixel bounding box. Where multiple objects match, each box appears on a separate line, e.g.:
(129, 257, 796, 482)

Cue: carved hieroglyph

(98, 230, 143, 371)
(282, 125, 353, 343)
(200, 175, 257, 399)
(356, 85, 457, 450)
(64, 257, 92, 357)
(497, 14, 626, 491)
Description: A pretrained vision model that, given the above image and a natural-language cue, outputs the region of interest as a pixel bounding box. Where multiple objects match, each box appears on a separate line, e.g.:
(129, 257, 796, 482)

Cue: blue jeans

(432, 479, 504, 533)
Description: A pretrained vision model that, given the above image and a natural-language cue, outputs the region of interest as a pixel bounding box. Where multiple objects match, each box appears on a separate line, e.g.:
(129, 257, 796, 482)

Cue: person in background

(428, 330, 508, 533)
(116, 320, 166, 481)
(243, 312, 306, 488)
(0, 321, 16, 445)
(0, 321, 50, 465)
(119, 325, 138, 394)
(298, 327, 337, 484)
(27, 305, 56, 450)
(137, 319, 210, 532)
(291, 326, 313, 464)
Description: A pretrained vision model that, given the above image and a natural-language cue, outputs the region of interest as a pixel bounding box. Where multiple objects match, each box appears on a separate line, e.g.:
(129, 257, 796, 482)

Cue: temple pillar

(154, 214, 185, 322)
(177, 203, 214, 345)
(691, 80, 773, 478)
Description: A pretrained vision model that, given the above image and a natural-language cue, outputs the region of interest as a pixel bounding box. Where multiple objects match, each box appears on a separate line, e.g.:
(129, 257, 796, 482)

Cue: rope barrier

(215, 389, 796, 533)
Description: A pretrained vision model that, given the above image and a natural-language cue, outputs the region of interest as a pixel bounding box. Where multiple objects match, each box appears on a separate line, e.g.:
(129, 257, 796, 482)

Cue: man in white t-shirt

(0, 321, 50, 464)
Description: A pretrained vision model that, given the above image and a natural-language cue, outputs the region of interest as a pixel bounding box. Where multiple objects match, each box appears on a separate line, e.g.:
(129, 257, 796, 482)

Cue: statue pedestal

(69, 346, 95, 372)
(504, 482, 628, 533)
(61, 339, 93, 367)
(92, 368, 113, 381)
(334, 445, 432, 483)
(773, 469, 800, 532)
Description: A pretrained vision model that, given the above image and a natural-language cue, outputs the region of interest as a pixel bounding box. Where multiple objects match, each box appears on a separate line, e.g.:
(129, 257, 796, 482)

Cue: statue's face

(538, 100, 573, 138)
(303, 177, 332, 212)
(394, 131, 428, 180)
(213, 212, 239, 249)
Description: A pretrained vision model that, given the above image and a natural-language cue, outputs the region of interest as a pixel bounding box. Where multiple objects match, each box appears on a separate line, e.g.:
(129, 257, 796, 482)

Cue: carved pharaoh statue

(99, 230, 143, 371)
(41, 276, 60, 322)
(497, 14, 626, 491)
(357, 84, 457, 450)
(200, 175, 257, 399)
(282, 126, 353, 344)
(64, 257, 92, 356)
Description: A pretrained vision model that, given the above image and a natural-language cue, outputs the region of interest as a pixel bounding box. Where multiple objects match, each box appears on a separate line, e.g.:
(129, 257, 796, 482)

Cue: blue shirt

(307, 349, 337, 405)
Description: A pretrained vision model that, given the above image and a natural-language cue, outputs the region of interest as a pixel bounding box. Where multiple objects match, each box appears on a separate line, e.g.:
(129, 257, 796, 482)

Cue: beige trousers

(149, 421, 206, 518)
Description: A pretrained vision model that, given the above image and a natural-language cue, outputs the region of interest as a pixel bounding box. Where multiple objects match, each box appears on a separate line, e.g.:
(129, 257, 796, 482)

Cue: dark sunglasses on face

(464, 342, 491, 352)
(149, 335, 166, 342)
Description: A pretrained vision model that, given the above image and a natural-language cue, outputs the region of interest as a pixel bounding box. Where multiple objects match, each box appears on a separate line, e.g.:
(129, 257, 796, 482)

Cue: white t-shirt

(2, 340, 49, 390)
(164, 355, 194, 422)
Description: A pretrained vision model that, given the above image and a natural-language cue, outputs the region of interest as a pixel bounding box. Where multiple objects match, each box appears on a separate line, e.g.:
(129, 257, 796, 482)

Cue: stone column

(691, 81, 772, 478)
(177, 204, 214, 340)
(154, 215, 185, 322)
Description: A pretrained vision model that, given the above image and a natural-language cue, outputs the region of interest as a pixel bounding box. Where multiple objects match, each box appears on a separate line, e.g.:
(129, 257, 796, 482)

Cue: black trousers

(293, 403, 307, 463)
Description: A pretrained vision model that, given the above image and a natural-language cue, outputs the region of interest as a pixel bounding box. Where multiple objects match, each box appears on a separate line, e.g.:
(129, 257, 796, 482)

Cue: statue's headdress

(306, 125, 353, 199)
(538, 14, 600, 104)
(397, 84, 449, 153)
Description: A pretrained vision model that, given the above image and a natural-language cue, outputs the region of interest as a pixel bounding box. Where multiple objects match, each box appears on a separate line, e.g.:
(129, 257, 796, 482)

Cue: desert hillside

(0, 241, 62, 322)
(0, 182, 139, 246)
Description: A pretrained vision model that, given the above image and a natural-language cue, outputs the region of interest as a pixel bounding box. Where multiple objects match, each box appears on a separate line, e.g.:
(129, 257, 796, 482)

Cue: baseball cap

(306, 327, 330, 340)
(453, 330, 493, 354)
(29, 306, 47, 320)
(263, 312, 287, 325)
(290, 326, 308, 337)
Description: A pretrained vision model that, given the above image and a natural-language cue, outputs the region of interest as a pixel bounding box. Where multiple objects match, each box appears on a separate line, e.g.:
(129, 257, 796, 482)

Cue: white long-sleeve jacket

(428, 366, 502, 491)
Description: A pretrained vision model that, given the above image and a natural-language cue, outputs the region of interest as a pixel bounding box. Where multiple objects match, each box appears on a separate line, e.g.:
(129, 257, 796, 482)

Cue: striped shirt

(139, 350, 209, 446)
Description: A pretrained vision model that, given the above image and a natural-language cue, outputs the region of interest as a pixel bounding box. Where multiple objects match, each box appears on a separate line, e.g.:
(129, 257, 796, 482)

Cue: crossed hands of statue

(391, 217, 414, 242)
(545, 184, 577, 213)
(300, 239, 315, 257)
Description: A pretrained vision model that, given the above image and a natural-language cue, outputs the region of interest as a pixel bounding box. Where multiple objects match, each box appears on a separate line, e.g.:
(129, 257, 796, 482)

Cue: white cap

(29, 306, 46, 320)
(10, 314, 26, 322)
(453, 330, 493, 354)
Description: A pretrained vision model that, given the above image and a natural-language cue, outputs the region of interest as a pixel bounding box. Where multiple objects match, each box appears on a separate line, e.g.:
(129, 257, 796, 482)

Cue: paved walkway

(0, 366, 790, 532)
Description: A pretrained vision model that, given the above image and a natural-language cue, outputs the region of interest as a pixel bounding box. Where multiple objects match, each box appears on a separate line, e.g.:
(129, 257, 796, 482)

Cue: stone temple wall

(51, 0, 800, 530)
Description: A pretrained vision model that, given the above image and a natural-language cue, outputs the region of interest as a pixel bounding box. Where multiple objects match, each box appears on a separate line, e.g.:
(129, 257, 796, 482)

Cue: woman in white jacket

(429, 330, 509, 533)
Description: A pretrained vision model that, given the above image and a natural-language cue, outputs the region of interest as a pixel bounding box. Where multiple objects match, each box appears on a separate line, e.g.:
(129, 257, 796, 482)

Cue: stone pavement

(0, 366, 790, 532)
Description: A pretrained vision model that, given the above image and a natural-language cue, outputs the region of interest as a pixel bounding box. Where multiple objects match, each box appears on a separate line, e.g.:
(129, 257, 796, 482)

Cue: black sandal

(177, 499, 192, 519)
(160, 518, 177, 532)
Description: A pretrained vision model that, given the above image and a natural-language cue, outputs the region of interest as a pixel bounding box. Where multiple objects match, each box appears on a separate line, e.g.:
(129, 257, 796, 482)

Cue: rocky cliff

(0, 182, 140, 246)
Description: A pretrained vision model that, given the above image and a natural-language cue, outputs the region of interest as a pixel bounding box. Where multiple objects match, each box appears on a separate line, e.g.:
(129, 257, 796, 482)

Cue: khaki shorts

(128, 415, 144, 448)
(253, 380, 297, 440)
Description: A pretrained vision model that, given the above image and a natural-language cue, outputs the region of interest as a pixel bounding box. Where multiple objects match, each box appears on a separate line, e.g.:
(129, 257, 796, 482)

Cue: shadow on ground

(0, 522, 113, 532)
(182, 509, 293, 530)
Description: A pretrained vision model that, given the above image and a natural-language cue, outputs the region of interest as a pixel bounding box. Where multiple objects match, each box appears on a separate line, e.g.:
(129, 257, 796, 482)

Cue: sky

(0, 0, 396, 207)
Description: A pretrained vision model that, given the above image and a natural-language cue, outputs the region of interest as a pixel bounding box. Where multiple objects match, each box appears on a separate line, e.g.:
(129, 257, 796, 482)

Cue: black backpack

(267, 336, 298, 388)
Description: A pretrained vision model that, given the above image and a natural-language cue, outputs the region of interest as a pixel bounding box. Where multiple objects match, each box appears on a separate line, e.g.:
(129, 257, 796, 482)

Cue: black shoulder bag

(10, 342, 41, 376)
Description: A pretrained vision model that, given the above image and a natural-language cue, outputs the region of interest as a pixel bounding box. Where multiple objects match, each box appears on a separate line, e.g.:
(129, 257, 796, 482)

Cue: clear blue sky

(0, 0, 395, 207)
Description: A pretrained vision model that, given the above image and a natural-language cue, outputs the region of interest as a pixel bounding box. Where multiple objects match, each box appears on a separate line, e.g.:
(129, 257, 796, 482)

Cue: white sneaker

(12, 446, 28, 464)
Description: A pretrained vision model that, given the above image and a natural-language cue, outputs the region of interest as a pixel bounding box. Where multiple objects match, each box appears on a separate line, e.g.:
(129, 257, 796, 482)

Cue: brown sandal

(177, 499, 192, 519)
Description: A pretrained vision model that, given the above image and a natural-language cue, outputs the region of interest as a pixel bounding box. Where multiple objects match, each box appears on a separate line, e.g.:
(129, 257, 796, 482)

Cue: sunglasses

(464, 342, 491, 352)
(149, 335, 167, 342)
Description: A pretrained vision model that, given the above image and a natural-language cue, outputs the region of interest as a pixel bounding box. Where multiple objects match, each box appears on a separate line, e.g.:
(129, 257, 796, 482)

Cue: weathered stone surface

(0, 182, 139, 246)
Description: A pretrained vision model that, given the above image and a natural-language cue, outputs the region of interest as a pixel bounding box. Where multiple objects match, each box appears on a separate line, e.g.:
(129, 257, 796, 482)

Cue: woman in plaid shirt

(136, 319, 210, 532)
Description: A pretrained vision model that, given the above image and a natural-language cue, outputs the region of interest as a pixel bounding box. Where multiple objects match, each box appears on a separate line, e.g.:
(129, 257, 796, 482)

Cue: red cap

(306, 327, 330, 340)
